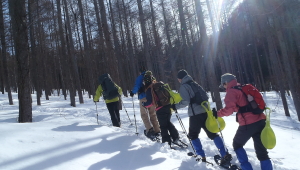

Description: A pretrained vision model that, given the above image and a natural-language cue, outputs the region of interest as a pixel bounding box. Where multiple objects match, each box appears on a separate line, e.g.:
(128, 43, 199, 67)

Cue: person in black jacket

(143, 74, 179, 146)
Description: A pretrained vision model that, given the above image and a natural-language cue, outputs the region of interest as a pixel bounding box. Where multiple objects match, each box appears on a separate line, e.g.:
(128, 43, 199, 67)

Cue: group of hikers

(93, 66, 273, 170)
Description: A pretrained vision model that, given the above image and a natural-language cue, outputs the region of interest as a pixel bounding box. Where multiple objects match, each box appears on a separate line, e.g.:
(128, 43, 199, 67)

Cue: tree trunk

(98, 0, 120, 84)
(0, 0, 13, 105)
(274, 16, 300, 120)
(8, 0, 32, 122)
(108, 0, 125, 91)
(204, 0, 223, 109)
(63, 0, 84, 104)
(92, 0, 107, 73)
(149, 0, 165, 81)
(78, 0, 95, 95)
(177, 0, 194, 76)
(121, 0, 136, 86)
(136, 0, 152, 71)
(57, 0, 76, 106)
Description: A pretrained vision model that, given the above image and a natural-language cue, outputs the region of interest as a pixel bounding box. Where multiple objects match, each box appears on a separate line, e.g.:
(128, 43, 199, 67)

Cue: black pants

(188, 112, 218, 140)
(233, 119, 269, 161)
(156, 105, 179, 144)
(106, 101, 120, 127)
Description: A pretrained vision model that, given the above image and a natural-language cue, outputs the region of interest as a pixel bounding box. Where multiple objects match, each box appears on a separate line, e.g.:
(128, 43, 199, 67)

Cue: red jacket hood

(226, 79, 238, 91)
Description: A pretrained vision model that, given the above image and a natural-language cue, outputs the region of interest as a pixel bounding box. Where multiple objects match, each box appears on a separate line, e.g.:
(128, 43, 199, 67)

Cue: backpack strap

(232, 85, 251, 124)
(185, 80, 198, 104)
(182, 81, 196, 116)
(232, 85, 252, 113)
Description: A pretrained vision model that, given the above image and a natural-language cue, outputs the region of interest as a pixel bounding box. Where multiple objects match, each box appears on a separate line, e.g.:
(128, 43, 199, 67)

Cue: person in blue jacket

(130, 67, 160, 139)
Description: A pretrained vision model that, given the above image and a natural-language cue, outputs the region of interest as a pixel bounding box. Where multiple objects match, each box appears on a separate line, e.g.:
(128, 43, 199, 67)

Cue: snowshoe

(144, 128, 159, 142)
(187, 152, 213, 166)
(214, 154, 242, 170)
(172, 139, 188, 148)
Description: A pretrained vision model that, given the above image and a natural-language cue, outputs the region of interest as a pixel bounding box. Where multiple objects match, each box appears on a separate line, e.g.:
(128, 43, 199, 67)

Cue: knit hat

(177, 69, 188, 79)
(139, 66, 146, 73)
(143, 74, 155, 87)
(220, 73, 236, 87)
(145, 70, 153, 76)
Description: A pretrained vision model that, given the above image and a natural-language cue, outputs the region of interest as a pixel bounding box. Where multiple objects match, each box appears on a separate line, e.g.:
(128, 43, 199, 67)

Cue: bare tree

(8, 0, 32, 122)
(0, 0, 13, 105)
(78, 0, 95, 95)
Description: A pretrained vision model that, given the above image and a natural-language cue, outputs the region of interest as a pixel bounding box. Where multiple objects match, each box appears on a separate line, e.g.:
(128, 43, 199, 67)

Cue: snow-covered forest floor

(0, 91, 299, 170)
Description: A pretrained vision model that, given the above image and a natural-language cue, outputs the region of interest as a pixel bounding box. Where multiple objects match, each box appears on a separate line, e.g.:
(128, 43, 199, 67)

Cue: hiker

(216, 73, 272, 170)
(94, 73, 122, 127)
(142, 73, 180, 146)
(130, 67, 160, 139)
(172, 69, 231, 166)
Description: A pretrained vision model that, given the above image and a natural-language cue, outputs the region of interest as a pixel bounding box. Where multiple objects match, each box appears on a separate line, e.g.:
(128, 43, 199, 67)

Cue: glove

(171, 104, 176, 111)
(212, 108, 218, 119)
(141, 102, 147, 108)
(130, 90, 134, 97)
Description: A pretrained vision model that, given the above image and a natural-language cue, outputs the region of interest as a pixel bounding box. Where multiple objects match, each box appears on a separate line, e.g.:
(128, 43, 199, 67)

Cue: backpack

(232, 84, 265, 114)
(98, 73, 119, 100)
(152, 81, 171, 106)
(186, 80, 209, 105)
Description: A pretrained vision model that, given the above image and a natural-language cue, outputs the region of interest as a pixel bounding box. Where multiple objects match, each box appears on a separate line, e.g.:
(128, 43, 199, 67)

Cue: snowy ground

(0, 91, 299, 170)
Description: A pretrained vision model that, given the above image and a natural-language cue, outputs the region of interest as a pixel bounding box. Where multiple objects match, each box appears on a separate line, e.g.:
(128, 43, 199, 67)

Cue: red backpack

(232, 84, 265, 114)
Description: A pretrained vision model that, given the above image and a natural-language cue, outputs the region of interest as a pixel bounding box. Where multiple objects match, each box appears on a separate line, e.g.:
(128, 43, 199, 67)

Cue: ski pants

(139, 98, 160, 133)
(106, 101, 120, 127)
(233, 119, 270, 161)
(188, 113, 219, 140)
(156, 105, 179, 144)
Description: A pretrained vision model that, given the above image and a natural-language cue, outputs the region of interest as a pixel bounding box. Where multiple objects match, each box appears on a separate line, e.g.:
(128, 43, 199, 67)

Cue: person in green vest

(94, 73, 123, 127)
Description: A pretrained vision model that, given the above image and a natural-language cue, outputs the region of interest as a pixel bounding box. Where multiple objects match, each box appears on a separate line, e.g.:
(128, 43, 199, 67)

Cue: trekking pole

(121, 99, 133, 125)
(174, 109, 197, 156)
(212, 107, 229, 153)
(132, 97, 139, 135)
(202, 100, 229, 153)
(95, 102, 99, 125)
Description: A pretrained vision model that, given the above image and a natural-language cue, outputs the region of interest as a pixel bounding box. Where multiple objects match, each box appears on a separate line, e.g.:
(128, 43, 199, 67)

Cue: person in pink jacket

(216, 73, 272, 170)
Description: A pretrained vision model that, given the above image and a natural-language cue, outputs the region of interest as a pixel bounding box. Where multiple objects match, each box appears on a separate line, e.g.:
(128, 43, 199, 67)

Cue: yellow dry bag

(202, 101, 226, 133)
(261, 107, 276, 149)
(164, 84, 182, 104)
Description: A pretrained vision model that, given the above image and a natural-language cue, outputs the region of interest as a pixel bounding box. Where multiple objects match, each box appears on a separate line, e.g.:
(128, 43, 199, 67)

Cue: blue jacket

(144, 87, 153, 107)
(132, 72, 146, 99)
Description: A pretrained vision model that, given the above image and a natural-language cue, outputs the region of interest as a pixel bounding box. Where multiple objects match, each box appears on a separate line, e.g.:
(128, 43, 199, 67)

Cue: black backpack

(186, 80, 208, 105)
(98, 73, 119, 100)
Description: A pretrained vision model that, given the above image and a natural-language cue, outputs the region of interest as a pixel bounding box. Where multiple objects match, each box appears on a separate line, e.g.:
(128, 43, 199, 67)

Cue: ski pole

(212, 108, 229, 154)
(132, 97, 139, 135)
(121, 99, 133, 125)
(95, 102, 99, 125)
(174, 109, 197, 156)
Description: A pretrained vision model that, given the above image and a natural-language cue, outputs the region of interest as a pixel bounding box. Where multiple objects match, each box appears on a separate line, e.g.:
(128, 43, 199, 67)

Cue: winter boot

(172, 138, 180, 145)
(220, 153, 232, 169)
(235, 147, 253, 170)
(213, 136, 226, 157)
(154, 132, 161, 138)
(191, 138, 205, 157)
(260, 159, 273, 170)
(144, 128, 157, 141)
